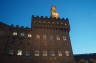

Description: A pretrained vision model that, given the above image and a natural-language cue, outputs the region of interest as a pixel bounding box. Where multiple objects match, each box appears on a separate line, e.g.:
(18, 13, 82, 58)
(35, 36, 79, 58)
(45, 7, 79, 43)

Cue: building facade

(0, 7, 76, 63)
(74, 53, 96, 63)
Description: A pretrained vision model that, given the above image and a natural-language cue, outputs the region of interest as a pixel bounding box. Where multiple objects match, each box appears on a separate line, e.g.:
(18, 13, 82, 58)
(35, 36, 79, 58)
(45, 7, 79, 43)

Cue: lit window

(28, 34, 32, 37)
(21, 33, 24, 36)
(42, 51, 47, 56)
(17, 50, 22, 56)
(56, 36, 60, 40)
(43, 34, 47, 40)
(49, 51, 55, 56)
(48, 21, 50, 24)
(13, 32, 17, 36)
(52, 22, 56, 24)
(58, 51, 62, 56)
(63, 36, 67, 40)
(25, 51, 31, 56)
(60, 22, 63, 24)
(36, 34, 40, 39)
(34, 50, 39, 56)
(65, 51, 70, 56)
(8, 50, 14, 55)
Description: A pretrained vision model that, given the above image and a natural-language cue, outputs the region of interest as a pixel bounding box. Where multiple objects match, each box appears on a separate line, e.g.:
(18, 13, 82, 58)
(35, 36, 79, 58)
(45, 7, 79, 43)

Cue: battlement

(32, 15, 69, 25)
(32, 15, 68, 21)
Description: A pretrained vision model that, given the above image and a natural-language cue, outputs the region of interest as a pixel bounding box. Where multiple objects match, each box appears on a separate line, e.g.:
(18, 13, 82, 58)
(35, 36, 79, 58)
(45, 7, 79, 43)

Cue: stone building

(74, 53, 96, 63)
(0, 6, 75, 63)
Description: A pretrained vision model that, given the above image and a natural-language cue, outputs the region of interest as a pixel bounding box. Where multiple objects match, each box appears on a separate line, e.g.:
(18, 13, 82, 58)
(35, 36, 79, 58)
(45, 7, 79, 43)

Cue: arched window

(28, 34, 32, 37)
(17, 50, 22, 56)
(13, 32, 17, 36)
(42, 50, 47, 56)
(58, 50, 62, 56)
(65, 51, 70, 56)
(34, 50, 39, 56)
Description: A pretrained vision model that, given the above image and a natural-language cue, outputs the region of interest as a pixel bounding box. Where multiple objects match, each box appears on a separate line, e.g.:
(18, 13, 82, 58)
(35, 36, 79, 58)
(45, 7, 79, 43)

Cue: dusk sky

(0, 0, 96, 54)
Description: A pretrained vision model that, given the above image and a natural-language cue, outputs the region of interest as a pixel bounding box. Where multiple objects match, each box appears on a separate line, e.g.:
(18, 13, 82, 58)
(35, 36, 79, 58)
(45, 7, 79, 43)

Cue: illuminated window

(8, 50, 14, 55)
(49, 51, 55, 56)
(17, 50, 22, 56)
(42, 51, 47, 56)
(36, 34, 40, 39)
(63, 36, 67, 40)
(13, 32, 17, 36)
(65, 51, 70, 56)
(56, 36, 60, 40)
(25, 51, 31, 56)
(58, 51, 62, 56)
(59, 22, 63, 24)
(52, 22, 56, 24)
(28, 34, 32, 37)
(43, 34, 47, 40)
(21, 33, 24, 36)
(34, 50, 39, 56)
(48, 21, 50, 24)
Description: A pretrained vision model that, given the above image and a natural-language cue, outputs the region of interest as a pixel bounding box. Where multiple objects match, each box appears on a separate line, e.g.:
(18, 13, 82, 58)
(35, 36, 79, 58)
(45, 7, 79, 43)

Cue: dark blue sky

(0, 0, 96, 54)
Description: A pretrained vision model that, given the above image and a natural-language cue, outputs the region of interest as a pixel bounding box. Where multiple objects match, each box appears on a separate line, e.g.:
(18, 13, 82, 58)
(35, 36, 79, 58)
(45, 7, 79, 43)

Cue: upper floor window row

(12, 32, 32, 38)
(36, 34, 67, 40)
(7, 49, 70, 57)
(12, 32, 67, 40)
(33, 21, 68, 25)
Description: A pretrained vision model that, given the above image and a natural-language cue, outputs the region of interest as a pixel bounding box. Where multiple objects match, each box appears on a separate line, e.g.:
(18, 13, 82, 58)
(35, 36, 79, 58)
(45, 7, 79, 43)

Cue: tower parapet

(32, 15, 70, 32)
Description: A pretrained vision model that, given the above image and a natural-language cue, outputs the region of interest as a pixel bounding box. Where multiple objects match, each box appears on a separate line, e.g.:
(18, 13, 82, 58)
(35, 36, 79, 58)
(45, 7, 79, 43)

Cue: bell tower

(31, 7, 76, 63)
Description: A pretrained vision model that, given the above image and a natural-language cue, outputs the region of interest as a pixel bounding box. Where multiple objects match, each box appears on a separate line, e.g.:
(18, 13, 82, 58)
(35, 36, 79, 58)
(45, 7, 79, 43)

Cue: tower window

(21, 33, 25, 36)
(58, 51, 62, 56)
(17, 50, 22, 56)
(65, 51, 70, 56)
(13, 32, 17, 36)
(28, 34, 32, 37)
(59, 22, 63, 24)
(36, 34, 40, 39)
(56, 36, 60, 40)
(52, 22, 56, 24)
(42, 50, 47, 56)
(48, 21, 50, 24)
(43, 34, 47, 40)
(34, 50, 39, 56)
(63, 36, 67, 40)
